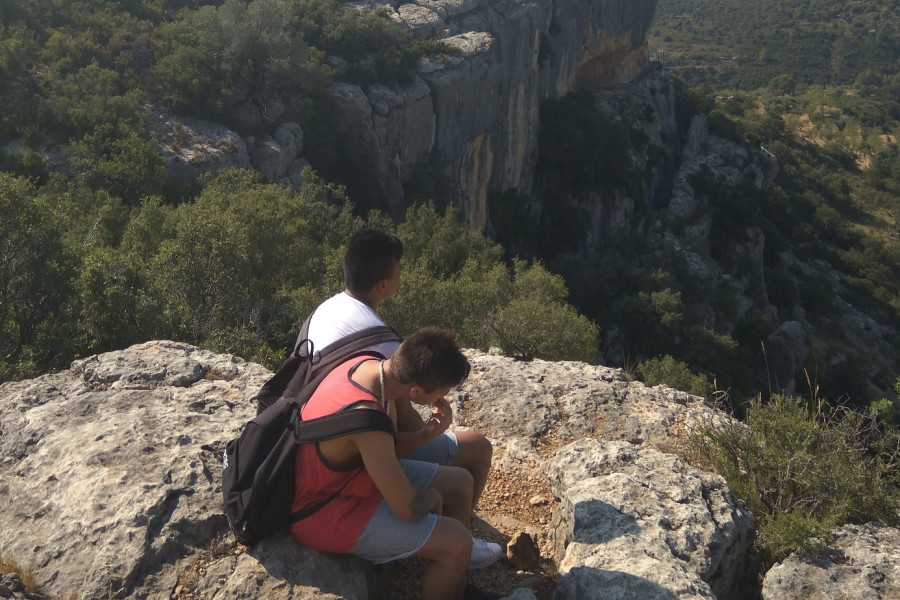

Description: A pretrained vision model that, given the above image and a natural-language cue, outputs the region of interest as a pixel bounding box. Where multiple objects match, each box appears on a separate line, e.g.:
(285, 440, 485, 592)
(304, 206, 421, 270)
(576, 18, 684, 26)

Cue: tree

(384, 202, 600, 362)
(0, 173, 76, 380)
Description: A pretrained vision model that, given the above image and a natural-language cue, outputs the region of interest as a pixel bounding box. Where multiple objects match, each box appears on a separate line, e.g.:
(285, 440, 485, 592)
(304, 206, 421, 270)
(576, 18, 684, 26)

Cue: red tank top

(289, 356, 389, 552)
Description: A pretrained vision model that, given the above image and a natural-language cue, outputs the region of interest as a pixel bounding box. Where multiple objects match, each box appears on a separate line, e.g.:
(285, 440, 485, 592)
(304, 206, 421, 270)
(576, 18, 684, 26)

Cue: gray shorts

(407, 431, 459, 465)
(349, 459, 439, 564)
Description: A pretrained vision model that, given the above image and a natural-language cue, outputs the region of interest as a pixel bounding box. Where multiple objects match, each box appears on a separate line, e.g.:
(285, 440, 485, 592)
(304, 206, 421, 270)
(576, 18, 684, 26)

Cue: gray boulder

(249, 122, 305, 182)
(0, 341, 790, 599)
(548, 439, 754, 600)
(0, 341, 366, 600)
(762, 523, 900, 600)
(148, 106, 250, 180)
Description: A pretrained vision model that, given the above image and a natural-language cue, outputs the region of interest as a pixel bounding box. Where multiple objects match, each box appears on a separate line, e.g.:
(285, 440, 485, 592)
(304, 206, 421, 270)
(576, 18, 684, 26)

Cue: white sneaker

(467, 537, 503, 570)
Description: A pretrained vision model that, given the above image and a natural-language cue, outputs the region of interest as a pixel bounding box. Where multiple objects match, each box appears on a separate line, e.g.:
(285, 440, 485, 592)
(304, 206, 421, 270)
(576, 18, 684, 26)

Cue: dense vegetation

(691, 389, 900, 570)
(0, 0, 449, 207)
(647, 0, 900, 573)
(492, 0, 900, 409)
(0, 166, 599, 381)
(0, 0, 596, 381)
(651, 0, 900, 90)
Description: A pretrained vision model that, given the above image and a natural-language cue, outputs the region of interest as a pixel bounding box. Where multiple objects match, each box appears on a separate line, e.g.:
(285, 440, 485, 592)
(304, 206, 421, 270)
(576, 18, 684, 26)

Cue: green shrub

(637, 355, 714, 398)
(383, 202, 600, 363)
(869, 398, 897, 424)
(691, 395, 900, 568)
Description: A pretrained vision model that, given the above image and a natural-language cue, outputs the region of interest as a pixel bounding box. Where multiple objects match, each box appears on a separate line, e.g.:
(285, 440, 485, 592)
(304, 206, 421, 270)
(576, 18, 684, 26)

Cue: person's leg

(409, 430, 493, 506)
(427, 464, 502, 571)
(414, 515, 472, 600)
(451, 430, 492, 506)
(427, 464, 473, 525)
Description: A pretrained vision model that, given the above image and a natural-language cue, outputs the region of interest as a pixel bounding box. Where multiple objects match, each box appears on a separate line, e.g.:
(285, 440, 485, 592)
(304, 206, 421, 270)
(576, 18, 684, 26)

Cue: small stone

(528, 494, 549, 506)
(506, 531, 540, 571)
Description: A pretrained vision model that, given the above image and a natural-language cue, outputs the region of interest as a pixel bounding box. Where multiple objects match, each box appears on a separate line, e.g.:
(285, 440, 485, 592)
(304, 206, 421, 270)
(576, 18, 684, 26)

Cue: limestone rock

(500, 590, 538, 600)
(548, 439, 755, 600)
(506, 531, 541, 571)
(0, 340, 851, 600)
(148, 106, 250, 180)
(0, 574, 50, 600)
(198, 533, 370, 599)
(249, 122, 305, 182)
(456, 351, 733, 476)
(397, 4, 447, 38)
(0, 341, 363, 600)
(295, 0, 658, 225)
(762, 523, 900, 600)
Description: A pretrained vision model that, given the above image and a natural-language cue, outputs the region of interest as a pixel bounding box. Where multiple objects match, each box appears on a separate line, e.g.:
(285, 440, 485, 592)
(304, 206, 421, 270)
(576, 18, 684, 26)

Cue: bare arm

(394, 397, 453, 458)
(352, 427, 442, 521)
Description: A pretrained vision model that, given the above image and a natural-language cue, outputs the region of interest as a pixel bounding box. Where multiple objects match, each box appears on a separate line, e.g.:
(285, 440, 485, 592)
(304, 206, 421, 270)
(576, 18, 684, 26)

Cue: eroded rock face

(0, 342, 772, 599)
(761, 523, 900, 600)
(149, 107, 251, 180)
(310, 0, 658, 222)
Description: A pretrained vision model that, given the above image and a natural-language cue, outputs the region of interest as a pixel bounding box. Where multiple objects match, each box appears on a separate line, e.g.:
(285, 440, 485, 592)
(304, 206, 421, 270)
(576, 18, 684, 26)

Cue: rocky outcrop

(762, 523, 900, 600)
(549, 440, 753, 600)
(147, 0, 658, 224)
(0, 341, 757, 599)
(149, 106, 251, 180)
(183, 0, 651, 223)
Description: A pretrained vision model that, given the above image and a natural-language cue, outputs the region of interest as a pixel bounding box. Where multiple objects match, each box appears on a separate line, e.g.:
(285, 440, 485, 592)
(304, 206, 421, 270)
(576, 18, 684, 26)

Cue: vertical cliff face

(319, 0, 658, 227)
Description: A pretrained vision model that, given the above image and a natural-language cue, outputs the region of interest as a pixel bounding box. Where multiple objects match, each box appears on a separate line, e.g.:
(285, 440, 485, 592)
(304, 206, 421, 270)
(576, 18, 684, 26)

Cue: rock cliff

(2, 342, 897, 599)
(157, 0, 658, 228)
(0, 340, 750, 599)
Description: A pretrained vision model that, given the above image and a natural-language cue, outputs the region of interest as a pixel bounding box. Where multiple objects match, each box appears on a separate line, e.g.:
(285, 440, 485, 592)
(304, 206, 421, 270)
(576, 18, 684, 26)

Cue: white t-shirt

(298, 292, 400, 359)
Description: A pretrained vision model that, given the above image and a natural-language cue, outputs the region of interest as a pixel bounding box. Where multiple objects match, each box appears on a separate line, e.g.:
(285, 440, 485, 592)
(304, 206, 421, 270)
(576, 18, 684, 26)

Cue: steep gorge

(154, 0, 897, 400)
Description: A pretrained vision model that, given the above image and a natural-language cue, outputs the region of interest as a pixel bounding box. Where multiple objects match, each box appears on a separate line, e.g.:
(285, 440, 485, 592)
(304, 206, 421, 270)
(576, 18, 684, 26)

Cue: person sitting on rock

(290, 327, 500, 600)
(296, 229, 494, 507)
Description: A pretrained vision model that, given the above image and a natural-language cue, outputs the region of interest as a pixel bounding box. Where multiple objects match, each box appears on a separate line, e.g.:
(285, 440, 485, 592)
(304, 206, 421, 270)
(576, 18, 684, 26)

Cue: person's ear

(408, 384, 425, 399)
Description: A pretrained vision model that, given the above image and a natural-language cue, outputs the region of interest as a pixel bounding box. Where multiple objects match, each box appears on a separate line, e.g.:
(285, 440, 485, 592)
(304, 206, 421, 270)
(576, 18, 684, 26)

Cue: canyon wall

(308, 0, 659, 226)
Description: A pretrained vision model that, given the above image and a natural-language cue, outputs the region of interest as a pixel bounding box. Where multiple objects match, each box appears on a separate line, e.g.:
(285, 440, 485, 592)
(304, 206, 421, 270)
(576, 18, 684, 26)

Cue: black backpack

(254, 309, 400, 415)
(222, 313, 402, 545)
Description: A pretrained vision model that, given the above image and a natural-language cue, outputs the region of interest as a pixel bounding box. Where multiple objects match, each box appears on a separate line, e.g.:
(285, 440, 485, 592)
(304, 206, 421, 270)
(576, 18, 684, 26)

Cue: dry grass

(0, 554, 40, 593)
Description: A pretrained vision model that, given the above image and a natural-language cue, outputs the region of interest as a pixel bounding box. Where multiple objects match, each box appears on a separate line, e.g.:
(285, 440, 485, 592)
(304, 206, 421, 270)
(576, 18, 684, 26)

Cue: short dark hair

(344, 229, 404, 295)
(392, 327, 470, 392)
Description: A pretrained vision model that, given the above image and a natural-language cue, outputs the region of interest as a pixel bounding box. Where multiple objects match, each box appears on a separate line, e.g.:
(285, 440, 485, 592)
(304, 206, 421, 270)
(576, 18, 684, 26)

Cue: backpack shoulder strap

(289, 407, 395, 524)
(293, 307, 317, 359)
(252, 308, 320, 415)
(282, 325, 401, 402)
(293, 406, 395, 443)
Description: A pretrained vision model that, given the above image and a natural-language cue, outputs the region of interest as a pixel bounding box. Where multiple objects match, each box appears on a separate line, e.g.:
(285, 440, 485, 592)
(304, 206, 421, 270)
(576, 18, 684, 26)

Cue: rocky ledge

(1, 341, 897, 599)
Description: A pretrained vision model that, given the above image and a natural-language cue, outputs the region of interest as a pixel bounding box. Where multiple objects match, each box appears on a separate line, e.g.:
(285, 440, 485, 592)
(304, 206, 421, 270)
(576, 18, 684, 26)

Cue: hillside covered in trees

(585, 0, 900, 406)
(0, 0, 599, 382)
(1, 0, 898, 412)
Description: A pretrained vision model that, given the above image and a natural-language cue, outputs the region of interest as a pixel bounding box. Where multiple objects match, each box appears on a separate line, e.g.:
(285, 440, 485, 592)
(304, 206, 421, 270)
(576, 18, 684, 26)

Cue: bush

(637, 355, 714, 398)
(691, 395, 900, 568)
(383, 202, 600, 362)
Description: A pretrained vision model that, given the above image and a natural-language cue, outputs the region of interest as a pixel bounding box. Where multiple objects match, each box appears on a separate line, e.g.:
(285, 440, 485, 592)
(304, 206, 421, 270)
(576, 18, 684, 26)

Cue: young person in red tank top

(291, 328, 491, 600)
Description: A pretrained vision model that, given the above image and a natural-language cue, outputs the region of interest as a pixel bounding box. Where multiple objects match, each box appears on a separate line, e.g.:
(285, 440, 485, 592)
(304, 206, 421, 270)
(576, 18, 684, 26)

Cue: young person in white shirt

(296, 229, 500, 570)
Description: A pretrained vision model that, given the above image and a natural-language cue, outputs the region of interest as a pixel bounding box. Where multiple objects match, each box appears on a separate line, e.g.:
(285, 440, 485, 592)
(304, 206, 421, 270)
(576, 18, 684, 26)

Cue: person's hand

(424, 396, 452, 439)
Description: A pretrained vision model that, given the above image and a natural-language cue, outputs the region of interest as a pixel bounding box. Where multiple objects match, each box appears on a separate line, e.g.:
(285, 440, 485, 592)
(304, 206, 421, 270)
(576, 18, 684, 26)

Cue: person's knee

(432, 464, 474, 510)
(456, 430, 493, 470)
(425, 517, 472, 567)
(443, 518, 473, 564)
(450, 465, 474, 500)
(472, 433, 492, 466)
